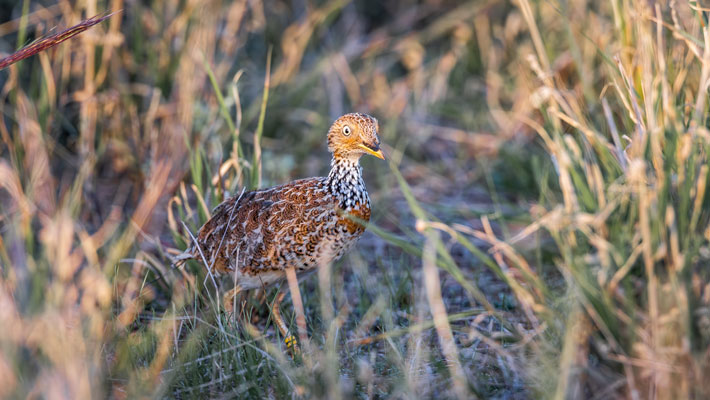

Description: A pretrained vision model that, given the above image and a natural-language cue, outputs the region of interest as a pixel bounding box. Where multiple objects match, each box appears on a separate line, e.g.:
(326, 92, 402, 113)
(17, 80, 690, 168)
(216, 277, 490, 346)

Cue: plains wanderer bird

(175, 113, 384, 352)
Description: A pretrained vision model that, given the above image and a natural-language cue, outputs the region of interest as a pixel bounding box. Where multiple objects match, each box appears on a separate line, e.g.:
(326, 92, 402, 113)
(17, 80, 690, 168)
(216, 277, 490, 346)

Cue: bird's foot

(284, 334, 300, 356)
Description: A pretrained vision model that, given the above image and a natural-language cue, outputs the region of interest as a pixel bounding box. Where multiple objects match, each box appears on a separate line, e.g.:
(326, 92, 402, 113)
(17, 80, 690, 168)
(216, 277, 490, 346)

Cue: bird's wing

(191, 178, 335, 275)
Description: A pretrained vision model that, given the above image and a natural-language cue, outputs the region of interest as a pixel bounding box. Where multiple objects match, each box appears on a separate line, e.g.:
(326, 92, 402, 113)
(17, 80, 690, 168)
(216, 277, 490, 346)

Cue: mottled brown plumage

(175, 113, 384, 351)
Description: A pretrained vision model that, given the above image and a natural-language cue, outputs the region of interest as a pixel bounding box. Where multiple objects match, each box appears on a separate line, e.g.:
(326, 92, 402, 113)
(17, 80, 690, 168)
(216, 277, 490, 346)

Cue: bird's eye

(342, 125, 351, 136)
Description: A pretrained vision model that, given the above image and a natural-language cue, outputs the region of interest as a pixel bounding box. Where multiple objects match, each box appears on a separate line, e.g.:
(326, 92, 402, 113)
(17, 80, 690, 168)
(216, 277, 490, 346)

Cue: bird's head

(327, 113, 385, 161)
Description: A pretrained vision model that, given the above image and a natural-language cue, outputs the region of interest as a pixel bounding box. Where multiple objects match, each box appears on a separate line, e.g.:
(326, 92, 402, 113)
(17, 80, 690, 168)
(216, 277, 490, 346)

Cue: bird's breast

(336, 200, 371, 235)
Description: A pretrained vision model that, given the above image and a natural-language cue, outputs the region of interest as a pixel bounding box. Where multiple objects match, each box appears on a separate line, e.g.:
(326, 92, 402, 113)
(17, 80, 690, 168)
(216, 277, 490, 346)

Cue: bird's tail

(171, 248, 195, 268)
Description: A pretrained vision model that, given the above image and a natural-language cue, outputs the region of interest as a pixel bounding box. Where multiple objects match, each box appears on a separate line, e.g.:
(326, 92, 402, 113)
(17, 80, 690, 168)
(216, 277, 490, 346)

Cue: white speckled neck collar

(325, 157, 369, 209)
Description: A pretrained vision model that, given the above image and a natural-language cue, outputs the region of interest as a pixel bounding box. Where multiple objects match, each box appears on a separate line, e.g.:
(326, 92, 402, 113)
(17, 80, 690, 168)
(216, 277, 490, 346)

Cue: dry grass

(2, 0, 710, 398)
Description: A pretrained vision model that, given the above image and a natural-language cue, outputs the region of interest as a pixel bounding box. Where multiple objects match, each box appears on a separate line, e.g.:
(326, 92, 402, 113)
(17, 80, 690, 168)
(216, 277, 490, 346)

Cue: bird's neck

(325, 156, 369, 209)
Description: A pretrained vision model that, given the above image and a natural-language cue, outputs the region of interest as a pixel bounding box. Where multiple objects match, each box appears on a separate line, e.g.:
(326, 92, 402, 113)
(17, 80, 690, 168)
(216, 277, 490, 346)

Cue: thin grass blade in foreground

(251, 47, 272, 190)
(0, 12, 116, 70)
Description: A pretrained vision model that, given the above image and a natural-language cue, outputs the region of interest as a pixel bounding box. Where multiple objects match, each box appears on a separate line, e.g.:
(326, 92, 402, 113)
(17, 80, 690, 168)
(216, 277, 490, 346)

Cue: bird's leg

(271, 291, 300, 354)
(285, 266, 308, 348)
(223, 285, 243, 315)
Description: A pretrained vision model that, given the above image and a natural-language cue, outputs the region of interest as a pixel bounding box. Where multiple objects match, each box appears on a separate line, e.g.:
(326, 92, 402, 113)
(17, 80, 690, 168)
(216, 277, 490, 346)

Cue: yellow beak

(358, 143, 385, 160)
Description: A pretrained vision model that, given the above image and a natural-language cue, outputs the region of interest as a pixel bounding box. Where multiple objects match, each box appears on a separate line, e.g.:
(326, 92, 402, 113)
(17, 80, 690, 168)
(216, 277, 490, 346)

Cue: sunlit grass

(2, 0, 710, 398)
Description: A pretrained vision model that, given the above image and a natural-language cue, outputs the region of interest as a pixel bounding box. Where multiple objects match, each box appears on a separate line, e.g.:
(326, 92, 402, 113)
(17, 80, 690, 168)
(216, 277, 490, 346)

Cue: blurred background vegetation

(2, 0, 710, 398)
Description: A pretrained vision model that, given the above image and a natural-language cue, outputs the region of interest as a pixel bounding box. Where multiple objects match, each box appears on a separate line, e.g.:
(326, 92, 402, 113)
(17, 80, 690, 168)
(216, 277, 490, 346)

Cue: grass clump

(502, 1, 710, 397)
